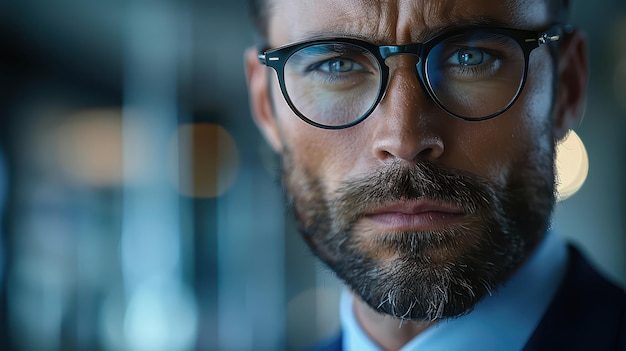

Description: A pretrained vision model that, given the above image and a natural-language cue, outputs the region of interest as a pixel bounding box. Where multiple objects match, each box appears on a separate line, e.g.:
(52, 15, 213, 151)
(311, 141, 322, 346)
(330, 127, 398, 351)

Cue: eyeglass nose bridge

(377, 43, 427, 93)
(376, 43, 429, 105)
(378, 43, 424, 62)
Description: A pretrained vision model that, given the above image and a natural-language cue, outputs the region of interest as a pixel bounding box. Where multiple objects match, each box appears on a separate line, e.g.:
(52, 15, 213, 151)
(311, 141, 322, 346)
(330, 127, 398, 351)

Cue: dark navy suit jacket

(310, 245, 626, 351)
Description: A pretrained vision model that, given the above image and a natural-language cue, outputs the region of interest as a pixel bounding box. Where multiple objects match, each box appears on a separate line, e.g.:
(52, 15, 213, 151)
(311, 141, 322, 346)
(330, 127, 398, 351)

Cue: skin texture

(245, 0, 587, 349)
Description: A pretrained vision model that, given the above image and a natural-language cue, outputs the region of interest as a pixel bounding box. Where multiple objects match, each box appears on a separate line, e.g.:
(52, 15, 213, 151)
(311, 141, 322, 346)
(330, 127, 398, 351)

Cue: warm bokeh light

(52, 108, 123, 187)
(555, 130, 589, 201)
(170, 123, 240, 198)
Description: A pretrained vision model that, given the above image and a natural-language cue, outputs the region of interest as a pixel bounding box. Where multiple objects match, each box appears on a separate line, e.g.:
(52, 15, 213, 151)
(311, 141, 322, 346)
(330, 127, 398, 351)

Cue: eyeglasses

(259, 24, 567, 129)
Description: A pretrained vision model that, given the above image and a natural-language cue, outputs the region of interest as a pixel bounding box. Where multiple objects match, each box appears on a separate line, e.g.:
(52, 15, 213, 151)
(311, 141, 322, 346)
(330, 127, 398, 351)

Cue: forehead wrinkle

(285, 0, 395, 44)
(273, 0, 551, 46)
(394, 0, 449, 42)
(283, 0, 456, 44)
(394, 0, 520, 42)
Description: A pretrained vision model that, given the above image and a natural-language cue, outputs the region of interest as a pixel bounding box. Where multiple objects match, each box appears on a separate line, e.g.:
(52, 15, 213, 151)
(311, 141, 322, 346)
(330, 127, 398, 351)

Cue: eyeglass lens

(283, 29, 526, 127)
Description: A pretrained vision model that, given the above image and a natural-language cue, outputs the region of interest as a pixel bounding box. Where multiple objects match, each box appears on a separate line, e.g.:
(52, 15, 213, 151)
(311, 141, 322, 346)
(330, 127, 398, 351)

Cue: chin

(318, 218, 523, 321)
(282, 147, 555, 321)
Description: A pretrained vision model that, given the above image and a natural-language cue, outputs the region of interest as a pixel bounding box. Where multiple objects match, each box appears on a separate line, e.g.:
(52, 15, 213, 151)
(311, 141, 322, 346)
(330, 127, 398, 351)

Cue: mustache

(331, 160, 501, 224)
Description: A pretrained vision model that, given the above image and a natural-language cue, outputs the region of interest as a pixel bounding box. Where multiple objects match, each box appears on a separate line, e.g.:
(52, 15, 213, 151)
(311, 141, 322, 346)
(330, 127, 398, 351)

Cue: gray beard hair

(281, 153, 555, 321)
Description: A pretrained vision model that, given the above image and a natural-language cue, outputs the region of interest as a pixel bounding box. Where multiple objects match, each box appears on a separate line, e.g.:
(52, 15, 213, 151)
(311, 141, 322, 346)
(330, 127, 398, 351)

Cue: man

(245, 0, 625, 350)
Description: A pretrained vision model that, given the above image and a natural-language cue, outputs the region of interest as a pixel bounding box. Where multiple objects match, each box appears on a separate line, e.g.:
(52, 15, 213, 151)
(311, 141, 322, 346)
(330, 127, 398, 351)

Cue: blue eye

(314, 58, 364, 73)
(450, 48, 491, 66)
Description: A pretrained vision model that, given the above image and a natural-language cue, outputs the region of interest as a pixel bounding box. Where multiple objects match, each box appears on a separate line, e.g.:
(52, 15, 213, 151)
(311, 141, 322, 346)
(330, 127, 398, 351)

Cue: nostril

(417, 136, 444, 159)
(373, 134, 445, 163)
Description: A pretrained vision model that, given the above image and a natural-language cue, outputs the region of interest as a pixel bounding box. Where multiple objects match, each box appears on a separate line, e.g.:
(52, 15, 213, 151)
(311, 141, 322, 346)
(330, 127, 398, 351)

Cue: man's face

(248, 0, 578, 321)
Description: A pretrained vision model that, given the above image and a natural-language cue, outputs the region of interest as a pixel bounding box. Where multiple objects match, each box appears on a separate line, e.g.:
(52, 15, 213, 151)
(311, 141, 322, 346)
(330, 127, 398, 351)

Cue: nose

(371, 64, 445, 163)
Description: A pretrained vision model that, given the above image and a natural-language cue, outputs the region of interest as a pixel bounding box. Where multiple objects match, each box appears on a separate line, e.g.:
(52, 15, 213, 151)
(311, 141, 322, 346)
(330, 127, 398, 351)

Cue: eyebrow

(288, 17, 513, 45)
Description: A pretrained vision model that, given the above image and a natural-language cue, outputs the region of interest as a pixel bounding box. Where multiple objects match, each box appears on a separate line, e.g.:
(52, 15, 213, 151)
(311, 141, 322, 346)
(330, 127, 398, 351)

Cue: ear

(552, 29, 588, 141)
(245, 47, 284, 152)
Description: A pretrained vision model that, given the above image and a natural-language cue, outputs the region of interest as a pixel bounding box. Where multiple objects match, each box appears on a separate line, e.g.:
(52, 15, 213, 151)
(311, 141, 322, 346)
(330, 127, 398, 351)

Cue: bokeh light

(171, 123, 240, 198)
(555, 130, 589, 201)
(52, 108, 123, 187)
(123, 281, 198, 351)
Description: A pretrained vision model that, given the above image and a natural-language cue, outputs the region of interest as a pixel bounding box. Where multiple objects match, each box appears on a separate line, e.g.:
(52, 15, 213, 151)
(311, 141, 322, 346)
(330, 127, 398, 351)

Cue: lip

(363, 199, 465, 232)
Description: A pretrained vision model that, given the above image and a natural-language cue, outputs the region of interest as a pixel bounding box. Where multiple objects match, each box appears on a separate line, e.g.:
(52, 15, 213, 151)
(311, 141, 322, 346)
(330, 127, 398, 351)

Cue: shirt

(340, 231, 568, 351)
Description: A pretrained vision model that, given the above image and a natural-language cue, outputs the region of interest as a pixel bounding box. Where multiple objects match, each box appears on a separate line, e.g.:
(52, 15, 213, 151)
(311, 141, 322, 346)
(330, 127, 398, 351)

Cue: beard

(281, 144, 556, 322)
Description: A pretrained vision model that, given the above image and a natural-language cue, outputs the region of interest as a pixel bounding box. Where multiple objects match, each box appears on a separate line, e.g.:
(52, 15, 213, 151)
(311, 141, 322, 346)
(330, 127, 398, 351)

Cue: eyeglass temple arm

(258, 44, 280, 65)
(258, 53, 281, 66)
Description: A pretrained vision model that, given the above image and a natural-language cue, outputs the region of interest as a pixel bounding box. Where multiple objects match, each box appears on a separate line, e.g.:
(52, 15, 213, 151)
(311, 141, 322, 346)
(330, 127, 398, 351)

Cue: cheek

(511, 50, 556, 155)
(519, 51, 556, 141)
(271, 80, 360, 188)
(456, 50, 555, 184)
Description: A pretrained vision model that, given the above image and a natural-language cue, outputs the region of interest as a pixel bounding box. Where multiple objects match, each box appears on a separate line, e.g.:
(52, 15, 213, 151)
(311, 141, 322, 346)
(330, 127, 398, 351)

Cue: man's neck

(352, 292, 436, 351)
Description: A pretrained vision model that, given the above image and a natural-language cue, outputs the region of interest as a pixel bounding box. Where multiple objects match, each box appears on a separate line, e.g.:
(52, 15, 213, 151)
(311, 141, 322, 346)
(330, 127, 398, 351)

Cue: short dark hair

(248, 0, 271, 43)
(248, 0, 571, 43)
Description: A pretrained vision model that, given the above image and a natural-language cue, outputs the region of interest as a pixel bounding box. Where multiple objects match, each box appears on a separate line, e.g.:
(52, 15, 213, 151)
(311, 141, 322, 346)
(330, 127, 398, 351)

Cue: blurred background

(0, 0, 624, 350)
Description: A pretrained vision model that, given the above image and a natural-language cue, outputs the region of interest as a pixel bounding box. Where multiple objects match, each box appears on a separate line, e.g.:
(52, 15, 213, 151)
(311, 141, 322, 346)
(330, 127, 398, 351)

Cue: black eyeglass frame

(259, 24, 569, 130)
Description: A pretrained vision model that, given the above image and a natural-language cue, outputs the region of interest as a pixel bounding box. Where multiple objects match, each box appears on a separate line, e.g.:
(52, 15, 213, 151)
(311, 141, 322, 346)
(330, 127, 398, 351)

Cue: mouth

(363, 199, 466, 232)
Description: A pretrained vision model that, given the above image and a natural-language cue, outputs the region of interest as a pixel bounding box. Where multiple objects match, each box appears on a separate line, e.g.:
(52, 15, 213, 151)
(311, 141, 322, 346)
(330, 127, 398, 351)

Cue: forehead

(267, 0, 551, 45)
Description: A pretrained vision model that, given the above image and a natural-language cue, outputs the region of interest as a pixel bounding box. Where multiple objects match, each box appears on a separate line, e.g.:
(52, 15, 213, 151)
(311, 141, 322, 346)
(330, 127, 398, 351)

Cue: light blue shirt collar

(341, 231, 568, 351)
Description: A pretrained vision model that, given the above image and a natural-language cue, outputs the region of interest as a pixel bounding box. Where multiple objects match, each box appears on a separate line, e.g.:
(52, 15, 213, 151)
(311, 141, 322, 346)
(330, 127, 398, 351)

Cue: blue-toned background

(0, 1, 624, 350)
